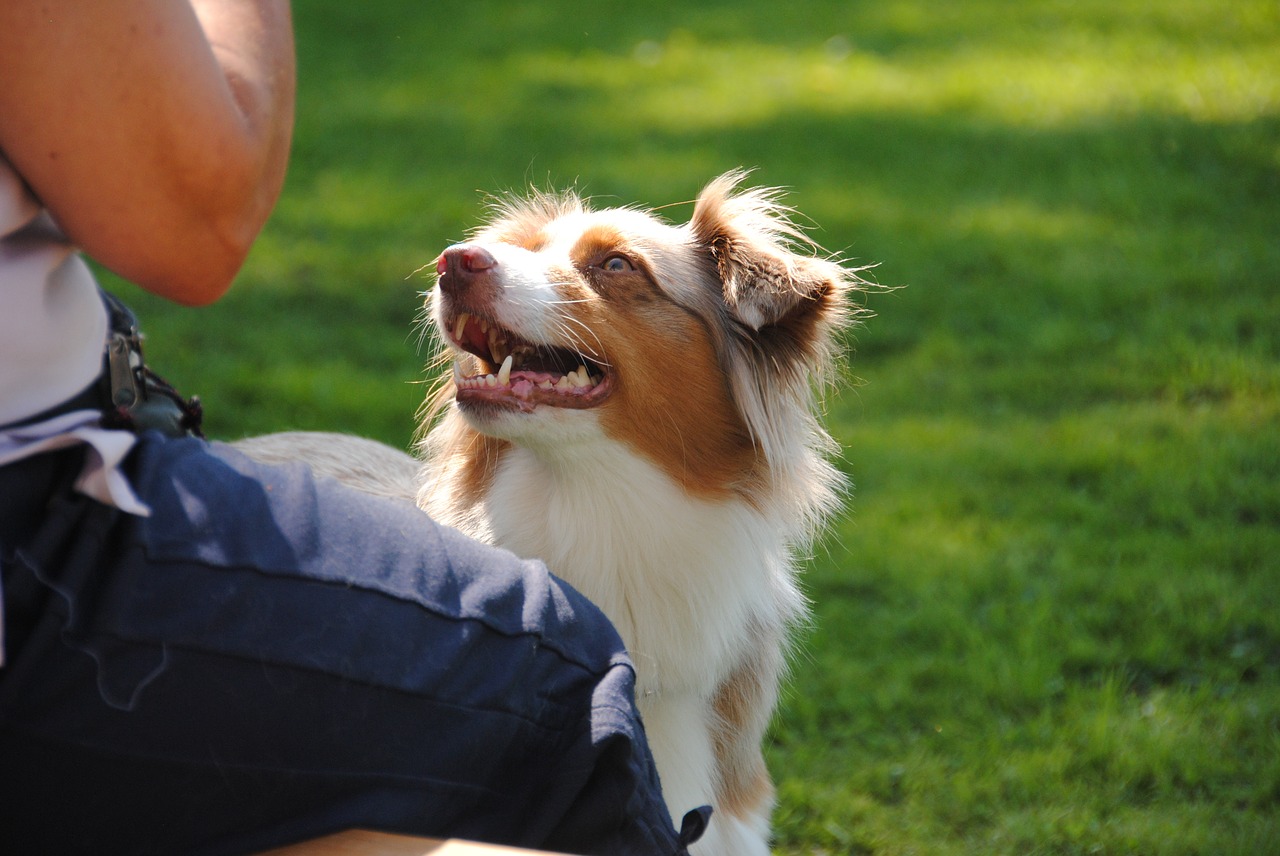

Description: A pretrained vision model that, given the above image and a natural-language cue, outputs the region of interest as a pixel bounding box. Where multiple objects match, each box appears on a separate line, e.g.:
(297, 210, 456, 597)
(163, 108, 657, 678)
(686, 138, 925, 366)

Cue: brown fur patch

(570, 225, 631, 266)
(422, 405, 510, 509)
(711, 655, 778, 821)
(590, 294, 761, 500)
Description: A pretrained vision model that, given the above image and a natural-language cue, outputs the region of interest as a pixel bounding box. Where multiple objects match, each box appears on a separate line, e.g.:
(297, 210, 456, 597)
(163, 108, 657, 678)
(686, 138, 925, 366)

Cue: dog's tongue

(456, 366, 611, 413)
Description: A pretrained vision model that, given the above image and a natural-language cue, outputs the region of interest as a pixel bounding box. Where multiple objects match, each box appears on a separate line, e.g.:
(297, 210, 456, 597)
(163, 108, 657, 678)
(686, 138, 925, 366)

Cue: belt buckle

(106, 331, 142, 410)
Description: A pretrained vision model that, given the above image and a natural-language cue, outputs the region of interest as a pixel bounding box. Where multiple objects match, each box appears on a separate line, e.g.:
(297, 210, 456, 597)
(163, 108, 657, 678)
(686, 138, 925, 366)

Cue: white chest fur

(471, 440, 802, 699)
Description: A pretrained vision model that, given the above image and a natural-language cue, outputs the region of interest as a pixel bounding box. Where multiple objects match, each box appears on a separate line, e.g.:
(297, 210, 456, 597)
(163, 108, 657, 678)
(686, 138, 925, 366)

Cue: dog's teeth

(555, 375, 572, 391)
(497, 355, 513, 386)
(452, 362, 464, 384)
(484, 374, 498, 387)
(489, 328, 504, 364)
(453, 313, 469, 342)
(538, 380, 553, 390)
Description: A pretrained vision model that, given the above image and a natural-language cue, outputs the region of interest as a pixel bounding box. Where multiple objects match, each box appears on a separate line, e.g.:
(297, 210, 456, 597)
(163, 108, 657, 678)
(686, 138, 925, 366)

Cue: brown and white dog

(240, 172, 863, 854)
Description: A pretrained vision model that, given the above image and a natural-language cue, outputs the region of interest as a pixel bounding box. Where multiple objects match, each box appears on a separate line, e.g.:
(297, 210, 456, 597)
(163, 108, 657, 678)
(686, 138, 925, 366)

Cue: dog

(239, 171, 863, 854)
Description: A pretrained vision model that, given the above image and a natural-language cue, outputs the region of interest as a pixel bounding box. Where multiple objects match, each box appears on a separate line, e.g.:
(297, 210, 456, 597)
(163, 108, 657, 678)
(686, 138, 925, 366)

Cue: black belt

(0, 290, 203, 439)
(0, 379, 108, 433)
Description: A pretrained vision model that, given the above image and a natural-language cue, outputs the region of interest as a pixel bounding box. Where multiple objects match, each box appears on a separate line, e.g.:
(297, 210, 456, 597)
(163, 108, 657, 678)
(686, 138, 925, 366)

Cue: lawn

(98, 1, 1280, 853)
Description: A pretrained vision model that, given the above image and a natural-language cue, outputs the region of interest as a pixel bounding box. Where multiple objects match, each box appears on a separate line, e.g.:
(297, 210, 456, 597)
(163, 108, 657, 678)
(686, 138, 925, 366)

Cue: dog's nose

(437, 244, 497, 294)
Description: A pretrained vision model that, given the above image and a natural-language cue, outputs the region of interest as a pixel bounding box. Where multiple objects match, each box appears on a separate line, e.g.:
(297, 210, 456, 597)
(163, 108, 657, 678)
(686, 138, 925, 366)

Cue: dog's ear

(687, 172, 861, 536)
(690, 170, 846, 332)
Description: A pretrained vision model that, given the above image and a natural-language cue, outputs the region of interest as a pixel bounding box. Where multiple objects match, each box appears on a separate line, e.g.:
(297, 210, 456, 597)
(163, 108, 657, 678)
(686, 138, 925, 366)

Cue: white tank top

(0, 152, 107, 425)
(0, 153, 152, 665)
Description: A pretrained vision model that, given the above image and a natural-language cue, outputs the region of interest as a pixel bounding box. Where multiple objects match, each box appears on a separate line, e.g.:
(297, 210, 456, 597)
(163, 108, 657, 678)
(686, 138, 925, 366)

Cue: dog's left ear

(687, 173, 858, 527)
(690, 171, 846, 332)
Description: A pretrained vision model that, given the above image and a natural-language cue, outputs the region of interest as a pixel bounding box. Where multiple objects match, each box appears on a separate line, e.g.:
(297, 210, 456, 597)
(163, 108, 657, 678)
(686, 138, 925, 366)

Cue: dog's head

(426, 170, 865, 518)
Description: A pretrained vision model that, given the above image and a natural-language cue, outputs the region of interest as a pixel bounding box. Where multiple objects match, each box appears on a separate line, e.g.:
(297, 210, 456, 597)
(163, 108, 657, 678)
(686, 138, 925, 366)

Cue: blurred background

(101, 1, 1278, 852)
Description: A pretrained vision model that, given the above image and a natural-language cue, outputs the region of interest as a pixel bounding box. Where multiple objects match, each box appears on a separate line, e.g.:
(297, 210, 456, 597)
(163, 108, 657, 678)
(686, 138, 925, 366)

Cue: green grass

(97, 1, 1280, 852)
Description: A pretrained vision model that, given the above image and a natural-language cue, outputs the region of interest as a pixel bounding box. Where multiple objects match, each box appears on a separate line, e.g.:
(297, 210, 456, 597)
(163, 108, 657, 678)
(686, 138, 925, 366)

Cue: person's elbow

(160, 138, 290, 305)
(110, 220, 250, 307)
(97, 155, 284, 307)
(137, 209, 261, 307)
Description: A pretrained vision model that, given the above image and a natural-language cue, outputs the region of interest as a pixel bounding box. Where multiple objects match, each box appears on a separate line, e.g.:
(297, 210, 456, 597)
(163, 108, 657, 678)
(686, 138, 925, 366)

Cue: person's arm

(0, 0, 294, 306)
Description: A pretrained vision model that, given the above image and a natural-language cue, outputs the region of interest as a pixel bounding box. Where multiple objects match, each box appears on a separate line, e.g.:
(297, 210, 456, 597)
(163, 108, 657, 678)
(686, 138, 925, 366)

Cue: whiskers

(411, 289, 442, 355)
(551, 312, 612, 370)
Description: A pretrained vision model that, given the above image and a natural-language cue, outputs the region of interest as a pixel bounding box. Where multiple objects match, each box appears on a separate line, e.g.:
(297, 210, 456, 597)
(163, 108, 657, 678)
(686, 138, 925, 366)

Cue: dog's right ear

(689, 170, 847, 333)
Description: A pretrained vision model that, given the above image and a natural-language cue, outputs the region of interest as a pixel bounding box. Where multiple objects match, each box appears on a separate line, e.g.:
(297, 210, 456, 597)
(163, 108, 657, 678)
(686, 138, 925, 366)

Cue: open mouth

(445, 311, 612, 411)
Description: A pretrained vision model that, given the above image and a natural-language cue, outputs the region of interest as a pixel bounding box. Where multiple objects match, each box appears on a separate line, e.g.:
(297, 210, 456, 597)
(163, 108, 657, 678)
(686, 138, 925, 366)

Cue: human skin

(0, 0, 295, 305)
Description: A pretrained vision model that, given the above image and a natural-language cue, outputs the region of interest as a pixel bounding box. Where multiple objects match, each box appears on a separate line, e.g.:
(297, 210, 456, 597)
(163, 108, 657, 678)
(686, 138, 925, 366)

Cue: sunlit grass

(501, 30, 1277, 130)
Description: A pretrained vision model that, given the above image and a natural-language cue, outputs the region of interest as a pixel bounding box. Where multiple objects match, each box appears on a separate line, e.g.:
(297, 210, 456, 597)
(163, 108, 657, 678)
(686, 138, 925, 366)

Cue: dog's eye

(601, 255, 634, 273)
